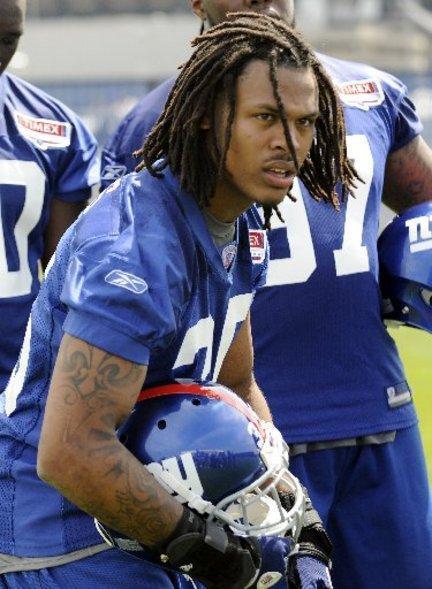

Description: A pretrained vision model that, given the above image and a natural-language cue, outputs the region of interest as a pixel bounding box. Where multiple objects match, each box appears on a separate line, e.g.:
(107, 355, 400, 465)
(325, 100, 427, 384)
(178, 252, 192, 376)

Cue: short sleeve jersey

(100, 56, 423, 443)
(0, 167, 267, 557)
(0, 73, 99, 392)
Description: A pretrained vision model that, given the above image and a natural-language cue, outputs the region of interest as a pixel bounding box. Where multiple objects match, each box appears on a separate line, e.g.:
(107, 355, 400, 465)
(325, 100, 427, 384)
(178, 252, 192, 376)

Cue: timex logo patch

(338, 78, 384, 111)
(14, 111, 72, 149)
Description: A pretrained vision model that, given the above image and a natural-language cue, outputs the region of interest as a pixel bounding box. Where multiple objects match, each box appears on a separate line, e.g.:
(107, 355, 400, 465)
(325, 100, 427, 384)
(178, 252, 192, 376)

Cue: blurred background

(15, 0, 432, 475)
(17, 0, 432, 147)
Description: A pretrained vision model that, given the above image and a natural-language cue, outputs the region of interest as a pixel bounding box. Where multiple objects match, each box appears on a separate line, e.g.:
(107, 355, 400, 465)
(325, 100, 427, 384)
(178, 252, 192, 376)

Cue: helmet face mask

(379, 202, 432, 334)
(115, 381, 305, 540)
(215, 435, 305, 539)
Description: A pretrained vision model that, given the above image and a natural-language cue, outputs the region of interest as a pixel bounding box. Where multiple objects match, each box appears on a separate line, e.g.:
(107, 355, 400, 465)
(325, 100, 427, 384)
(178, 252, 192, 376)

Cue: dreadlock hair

(135, 12, 360, 228)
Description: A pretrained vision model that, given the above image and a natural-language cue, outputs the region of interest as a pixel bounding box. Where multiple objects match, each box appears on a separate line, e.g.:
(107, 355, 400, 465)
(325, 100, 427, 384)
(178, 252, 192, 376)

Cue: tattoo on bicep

(58, 339, 142, 408)
(385, 138, 432, 210)
(55, 339, 143, 448)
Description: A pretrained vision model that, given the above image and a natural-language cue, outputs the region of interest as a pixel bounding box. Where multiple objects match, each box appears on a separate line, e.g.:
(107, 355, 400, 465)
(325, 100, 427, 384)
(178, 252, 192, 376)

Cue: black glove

(158, 507, 262, 589)
(96, 507, 261, 588)
(279, 486, 333, 589)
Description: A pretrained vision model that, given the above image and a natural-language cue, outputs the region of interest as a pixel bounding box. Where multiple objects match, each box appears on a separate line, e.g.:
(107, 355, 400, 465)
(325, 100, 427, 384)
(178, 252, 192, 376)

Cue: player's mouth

(262, 162, 296, 189)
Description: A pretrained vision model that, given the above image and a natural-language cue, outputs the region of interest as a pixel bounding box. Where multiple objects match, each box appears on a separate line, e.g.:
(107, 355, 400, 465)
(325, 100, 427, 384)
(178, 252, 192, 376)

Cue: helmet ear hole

(192, 398, 201, 406)
(157, 419, 167, 430)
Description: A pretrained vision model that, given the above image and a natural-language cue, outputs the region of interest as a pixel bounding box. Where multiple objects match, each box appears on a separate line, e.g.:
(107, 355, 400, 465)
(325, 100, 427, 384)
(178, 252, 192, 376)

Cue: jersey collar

(162, 165, 240, 282)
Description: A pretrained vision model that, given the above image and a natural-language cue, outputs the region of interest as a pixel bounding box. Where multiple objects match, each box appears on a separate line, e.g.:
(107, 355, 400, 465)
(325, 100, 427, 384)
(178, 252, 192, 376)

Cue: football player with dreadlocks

(0, 14, 352, 589)
(101, 1, 432, 588)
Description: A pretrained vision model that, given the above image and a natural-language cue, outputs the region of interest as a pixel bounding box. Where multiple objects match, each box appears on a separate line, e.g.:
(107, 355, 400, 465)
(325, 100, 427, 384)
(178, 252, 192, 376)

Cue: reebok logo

(105, 270, 148, 294)
(387, 381, 412, 409)
(101, 164, 127, 181)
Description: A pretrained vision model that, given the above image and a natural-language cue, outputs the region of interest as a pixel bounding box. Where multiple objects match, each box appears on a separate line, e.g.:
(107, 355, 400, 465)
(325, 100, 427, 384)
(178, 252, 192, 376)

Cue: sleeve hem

(389, 128, 423, 153)
(63, 310, 150, 365)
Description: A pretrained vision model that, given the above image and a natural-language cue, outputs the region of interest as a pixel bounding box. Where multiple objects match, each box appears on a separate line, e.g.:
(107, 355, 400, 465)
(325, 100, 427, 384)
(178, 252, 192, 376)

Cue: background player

(0, 0, 99, 396)
(0, 15, 353, 588)
(101, 1, 432, 587)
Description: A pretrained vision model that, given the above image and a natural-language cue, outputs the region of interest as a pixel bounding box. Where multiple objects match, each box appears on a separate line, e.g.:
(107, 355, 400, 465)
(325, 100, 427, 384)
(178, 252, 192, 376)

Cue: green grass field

(391, 327, 432, 480)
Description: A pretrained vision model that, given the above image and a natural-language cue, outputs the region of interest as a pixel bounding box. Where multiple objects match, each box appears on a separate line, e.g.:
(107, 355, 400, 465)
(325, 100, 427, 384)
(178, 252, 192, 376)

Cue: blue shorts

(0, 547, 201, 588)
(290, 425, 432, 589)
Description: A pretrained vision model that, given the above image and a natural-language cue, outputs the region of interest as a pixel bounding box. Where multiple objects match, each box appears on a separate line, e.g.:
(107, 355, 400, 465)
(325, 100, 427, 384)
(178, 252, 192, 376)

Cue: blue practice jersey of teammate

(101, 54, 422, 443)
(253, 55, 422, 442)
(0, 73, 99, 393)
(0, 167, 267, 557)
(101, 78, 175, 189)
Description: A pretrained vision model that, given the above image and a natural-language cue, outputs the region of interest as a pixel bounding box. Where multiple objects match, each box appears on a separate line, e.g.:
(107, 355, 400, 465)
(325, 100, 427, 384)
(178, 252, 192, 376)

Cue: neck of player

(207, 181, 253, 223)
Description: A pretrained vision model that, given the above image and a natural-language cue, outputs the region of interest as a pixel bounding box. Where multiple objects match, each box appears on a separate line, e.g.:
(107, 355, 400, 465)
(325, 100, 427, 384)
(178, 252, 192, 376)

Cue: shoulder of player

(118, 77, 176, 132)
(75, 170, 193, 254)
(4, 73, 91, 129)
(131, 77, 176, 118)
(318, 52, 407, 96)
(108, 77, 177, 152)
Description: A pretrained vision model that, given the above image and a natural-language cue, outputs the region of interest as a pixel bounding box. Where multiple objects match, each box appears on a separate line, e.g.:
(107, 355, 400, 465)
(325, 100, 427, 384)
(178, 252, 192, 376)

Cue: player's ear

(190, 0, 206, 21)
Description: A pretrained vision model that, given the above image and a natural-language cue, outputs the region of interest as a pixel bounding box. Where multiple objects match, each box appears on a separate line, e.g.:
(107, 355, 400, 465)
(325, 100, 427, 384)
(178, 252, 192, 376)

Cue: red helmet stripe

(138, 383, 265, 435)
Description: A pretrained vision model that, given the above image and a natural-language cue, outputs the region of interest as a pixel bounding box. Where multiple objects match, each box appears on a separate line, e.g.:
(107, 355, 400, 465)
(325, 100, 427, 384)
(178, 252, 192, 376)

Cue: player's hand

(253, 535, 333, 589)
(287, 553, 333, 589)
(162, 513, 297, 589)
(254, 535, 293, 588)
(160, 509, 261, 589)
(278, 486, 333, 589)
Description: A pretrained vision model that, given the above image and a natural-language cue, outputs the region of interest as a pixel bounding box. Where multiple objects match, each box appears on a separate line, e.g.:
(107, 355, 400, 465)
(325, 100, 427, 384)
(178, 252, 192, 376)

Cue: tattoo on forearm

(51, 339, 178, 546)
(114, 463, 173, 543)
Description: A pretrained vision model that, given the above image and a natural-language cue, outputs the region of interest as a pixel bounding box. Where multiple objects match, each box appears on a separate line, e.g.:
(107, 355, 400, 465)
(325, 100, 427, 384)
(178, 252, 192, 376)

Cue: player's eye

(1, 35, 20, 47)
(420, 287, 432, 307)
(297, 117, 316, 128)
(255, 113, 275, 122)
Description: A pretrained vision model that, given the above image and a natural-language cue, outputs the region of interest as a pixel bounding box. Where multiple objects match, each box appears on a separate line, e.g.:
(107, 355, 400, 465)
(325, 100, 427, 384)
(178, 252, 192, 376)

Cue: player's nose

(270, 122, 299, 153)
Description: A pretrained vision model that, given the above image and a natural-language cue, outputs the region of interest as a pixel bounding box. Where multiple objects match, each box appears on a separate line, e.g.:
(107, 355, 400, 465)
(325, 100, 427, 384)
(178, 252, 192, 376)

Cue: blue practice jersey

(0, 73, 99, 393)
(101, 54, 422, 443)
(0, 167, 267, 557)
(101, 78, 175, 189)
(253, 55, 422, 442)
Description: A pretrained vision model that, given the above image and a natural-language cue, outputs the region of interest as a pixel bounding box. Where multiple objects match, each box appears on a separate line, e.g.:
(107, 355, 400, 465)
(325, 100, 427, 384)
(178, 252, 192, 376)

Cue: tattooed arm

(37, 333, 183, 548)
(382, 136, 432, 212)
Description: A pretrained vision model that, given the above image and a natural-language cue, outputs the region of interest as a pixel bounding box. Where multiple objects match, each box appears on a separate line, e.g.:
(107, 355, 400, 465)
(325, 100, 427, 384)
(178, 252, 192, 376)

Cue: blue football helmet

(98, 381, 305, 545)
(379, 202, 432, 333)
